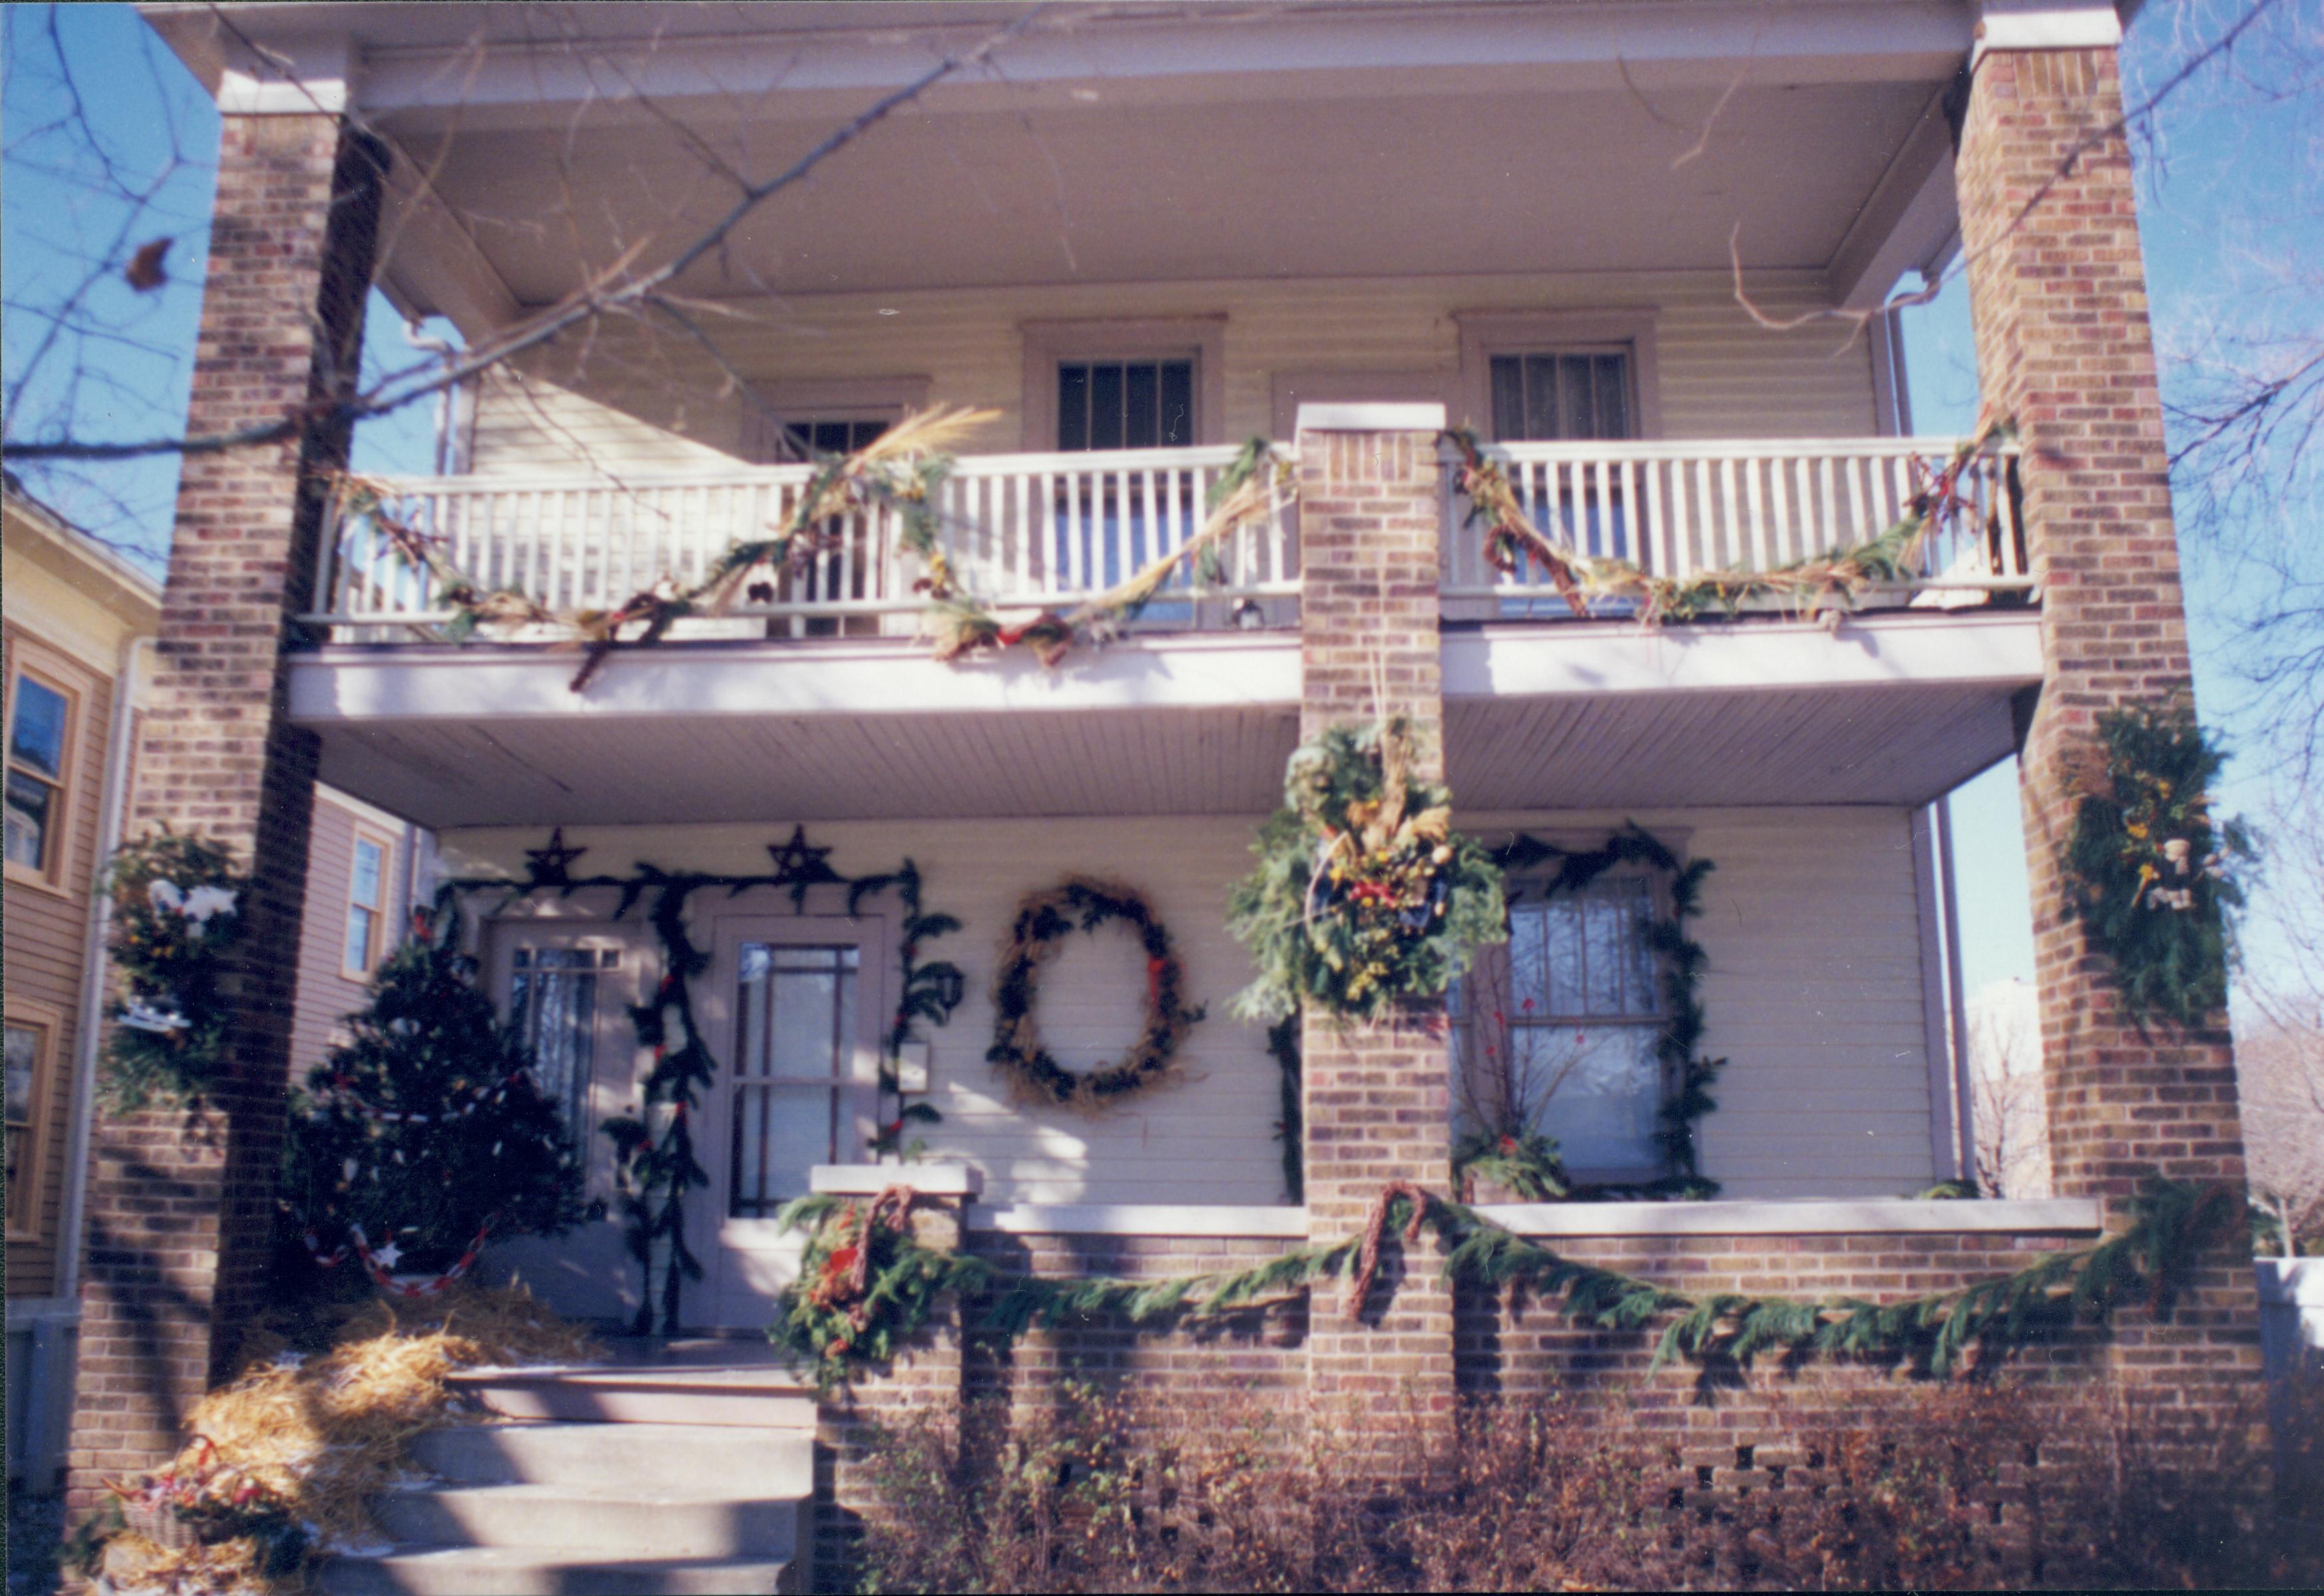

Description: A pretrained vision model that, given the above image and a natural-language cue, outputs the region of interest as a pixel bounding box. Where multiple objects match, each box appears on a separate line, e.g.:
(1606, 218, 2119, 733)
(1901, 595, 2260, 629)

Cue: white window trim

(740, 376, 932, 463)
(5, 1000, 64, 1242)
(342, 824, 398, 980)
(3, 646, 90, 897)
(1453, 309, 1664, 441)
(1019, 317, 1228, 451)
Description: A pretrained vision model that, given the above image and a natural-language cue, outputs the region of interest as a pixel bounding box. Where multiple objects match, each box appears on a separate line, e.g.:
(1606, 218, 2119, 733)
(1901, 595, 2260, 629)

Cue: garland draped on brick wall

(441, 827, 963, 1334)
(772, 1177, 2238, 1393)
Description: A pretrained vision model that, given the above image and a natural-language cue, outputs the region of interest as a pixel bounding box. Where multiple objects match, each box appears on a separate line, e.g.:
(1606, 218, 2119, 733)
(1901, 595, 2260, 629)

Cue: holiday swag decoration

(439, 830, 965, 1334)
(773, 1175, 2239, 1393)
(1230, 718, 1507, 1023)
(1443, 416, 2012, 626)
(97, 829, 247, 1109)
(287, 906, 590, 1289)
(987, 879, 1205, 1111)
(2061, 695, 2252, 1028)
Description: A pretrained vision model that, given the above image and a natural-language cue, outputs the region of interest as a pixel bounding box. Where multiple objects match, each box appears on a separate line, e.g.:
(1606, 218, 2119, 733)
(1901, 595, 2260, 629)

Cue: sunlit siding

(289, 790, 417, 1087)
(465, 269, 1879, 471)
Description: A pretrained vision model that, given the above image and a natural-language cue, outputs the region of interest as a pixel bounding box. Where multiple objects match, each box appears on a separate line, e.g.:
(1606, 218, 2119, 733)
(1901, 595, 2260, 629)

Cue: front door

(694, 911, 883, 1329)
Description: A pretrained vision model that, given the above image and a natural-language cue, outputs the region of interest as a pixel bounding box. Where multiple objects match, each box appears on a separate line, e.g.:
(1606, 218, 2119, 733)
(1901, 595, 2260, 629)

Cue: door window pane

(510, 947, 616, 1133)
(731, 944, 858, 1216)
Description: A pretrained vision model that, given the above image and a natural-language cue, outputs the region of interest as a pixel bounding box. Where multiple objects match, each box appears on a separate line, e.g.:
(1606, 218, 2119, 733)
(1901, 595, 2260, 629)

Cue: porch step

(444, 1363, 817, 1428)
(409, 1421, 812, 1496)
(372, 1481, 805, 1559)
(317, 1545, 796, 1595)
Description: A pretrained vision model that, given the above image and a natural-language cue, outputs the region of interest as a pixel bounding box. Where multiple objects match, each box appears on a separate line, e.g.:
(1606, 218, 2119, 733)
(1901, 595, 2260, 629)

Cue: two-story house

(67, 3, 2262, 1590)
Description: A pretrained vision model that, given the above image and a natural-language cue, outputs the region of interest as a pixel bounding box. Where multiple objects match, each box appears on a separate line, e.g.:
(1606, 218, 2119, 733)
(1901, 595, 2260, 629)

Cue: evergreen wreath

(1229, 718, 1507, 1023)
(97, 829, 247, 1110)
(1490, 825, 1725, 1197)
(987, 879, 1205, 1111)
(2061, 695, 2252, 1029)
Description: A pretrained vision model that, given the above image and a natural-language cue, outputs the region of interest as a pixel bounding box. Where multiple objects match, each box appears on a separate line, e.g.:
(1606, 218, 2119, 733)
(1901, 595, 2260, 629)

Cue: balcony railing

(1440, 435, 2026, 614)
(308, 444, 1300, 641)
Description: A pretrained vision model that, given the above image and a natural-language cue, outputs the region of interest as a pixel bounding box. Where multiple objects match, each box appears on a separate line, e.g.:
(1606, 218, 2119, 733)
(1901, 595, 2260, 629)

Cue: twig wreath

(2061, 695, 2252, 1029)
(987, 879, 1205, 1111)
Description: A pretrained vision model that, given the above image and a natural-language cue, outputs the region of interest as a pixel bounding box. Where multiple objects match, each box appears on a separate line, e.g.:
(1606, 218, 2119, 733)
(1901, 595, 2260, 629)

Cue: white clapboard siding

(435, 804, 1938, 1209)
(467, 269, 1879, 473)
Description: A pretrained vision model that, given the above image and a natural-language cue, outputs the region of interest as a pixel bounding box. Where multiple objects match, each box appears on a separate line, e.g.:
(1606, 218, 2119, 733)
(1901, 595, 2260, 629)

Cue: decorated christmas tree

(286, 907, 590, 1281)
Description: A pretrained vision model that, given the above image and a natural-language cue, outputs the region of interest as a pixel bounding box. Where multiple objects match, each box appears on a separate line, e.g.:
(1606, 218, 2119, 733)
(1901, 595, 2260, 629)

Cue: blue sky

(4, 3, 2315, 995)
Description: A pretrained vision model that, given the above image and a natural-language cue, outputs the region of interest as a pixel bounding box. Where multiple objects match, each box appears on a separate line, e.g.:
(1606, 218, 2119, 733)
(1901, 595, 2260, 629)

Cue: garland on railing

(986, 879, 1205, 1111)
(922, 436, 1292, 667)
(1443, 416, 2010, 626)
(331, 407, 993, 691)
(1229, 718, 1508, 1023)
(442, 828, 963, 1334)
(770, 1177, 2238, 1392)
(1490, 826, 1724, 1197)
(97, 829, 246, 1110)
(2061, 695, 2252, 1029)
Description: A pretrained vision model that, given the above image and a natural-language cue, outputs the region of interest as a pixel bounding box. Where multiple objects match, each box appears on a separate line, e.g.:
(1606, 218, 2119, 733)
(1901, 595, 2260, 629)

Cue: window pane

(352, 839, 384, 909)
(1537, 1025, 1663, 1172)
(1558, 356, 1595, 439)
(1159, 360, 1193, 446)
(1524, 354, 1561, 441)
(1123, 362, 1159, 449)
(345, 905, 376, 974)
(512, 955, 598, 1131)
(1088, 363, 1125, 450)
(8, 678, 68, 779)
(1544, 898, 1583, 1016)
(5, 769, 52, 869)
(1057, 365, 1091, 451)
(731, 1083, 836, 1216)
(736, 945, 856, 1080)
(1489, 356, 1526, 439)
(5, 1025, 37, 1126)
(1593, 354, 1631, 439)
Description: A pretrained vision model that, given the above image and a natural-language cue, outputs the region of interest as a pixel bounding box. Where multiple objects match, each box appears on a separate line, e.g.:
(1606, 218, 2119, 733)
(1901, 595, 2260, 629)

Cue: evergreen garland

(2061, 696, 2252, 1029)
(774, 1177, 2239, 1390)
(441, 831, 965, 1334)
(1229, 719, 1508, 1022)
(1490, 825, 1725, 1195)
(1268, 1012, 1303, 1203)
(986, 879, 1205, 1111)
(96, 830, 247, 1110)
(286, 905, 590, 1277)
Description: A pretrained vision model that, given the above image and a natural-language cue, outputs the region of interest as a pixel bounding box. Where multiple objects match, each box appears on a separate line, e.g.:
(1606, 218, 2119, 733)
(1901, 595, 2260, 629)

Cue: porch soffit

(289, 613, 2041, 828)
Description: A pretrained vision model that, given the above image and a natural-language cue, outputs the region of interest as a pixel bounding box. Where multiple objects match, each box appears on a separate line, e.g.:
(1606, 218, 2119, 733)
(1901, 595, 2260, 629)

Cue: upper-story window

(784, 417, 890, 457)
(344, 828, 396, 979)
(1454, 873, 1667, 1183)
(5, 665, 76, 884)
(1488, 350, 1636, 441)
(1056, 360, 1195, 451)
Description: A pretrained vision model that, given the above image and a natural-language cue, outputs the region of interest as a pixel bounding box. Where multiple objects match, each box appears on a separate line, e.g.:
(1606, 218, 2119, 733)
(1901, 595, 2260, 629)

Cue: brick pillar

(64, 115, 386, 1518)
(1292, 405, 1457, 1425)
(1955, 47, 2261, 1413)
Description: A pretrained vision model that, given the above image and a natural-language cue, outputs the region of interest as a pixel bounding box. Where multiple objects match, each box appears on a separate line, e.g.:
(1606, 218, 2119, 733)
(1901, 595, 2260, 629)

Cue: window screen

(1057, 360, 1194, 451)
(784, 418, 890, 456)
(1488, 352, 1634, 441)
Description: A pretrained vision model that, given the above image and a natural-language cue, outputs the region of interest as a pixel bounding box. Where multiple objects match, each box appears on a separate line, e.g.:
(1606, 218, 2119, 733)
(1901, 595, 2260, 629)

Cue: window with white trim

(5, 667, 74, 881)
(1487, 349, 1637, 442)
(344, 830, 395, 978)
(1056, 360, 1195, 451)
(1454, 874, 1667, 1180)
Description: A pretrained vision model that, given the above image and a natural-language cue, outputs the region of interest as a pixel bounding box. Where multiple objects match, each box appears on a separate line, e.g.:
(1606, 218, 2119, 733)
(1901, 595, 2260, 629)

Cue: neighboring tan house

(68, 4, 2264, 1589)
(3, 483, 423, 1494)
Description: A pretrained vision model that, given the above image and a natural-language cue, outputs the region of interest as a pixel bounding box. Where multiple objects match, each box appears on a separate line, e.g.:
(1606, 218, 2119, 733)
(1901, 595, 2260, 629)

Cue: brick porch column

(1292, 404, 1458, 1426)
(64, 115, 386, 1519)
(1954, 43, 2262, 1411)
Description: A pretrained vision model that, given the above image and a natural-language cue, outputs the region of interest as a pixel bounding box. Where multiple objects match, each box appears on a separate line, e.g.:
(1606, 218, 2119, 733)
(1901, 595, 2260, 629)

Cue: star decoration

(525, 827, 588, 885)
(766, 824, 843, 909)
(368, 1240, 403, 1270)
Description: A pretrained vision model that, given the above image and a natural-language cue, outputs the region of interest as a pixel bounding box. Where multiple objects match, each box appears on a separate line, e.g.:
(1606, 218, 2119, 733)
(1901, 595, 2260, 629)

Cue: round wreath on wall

(987, 878, 1205, 1111)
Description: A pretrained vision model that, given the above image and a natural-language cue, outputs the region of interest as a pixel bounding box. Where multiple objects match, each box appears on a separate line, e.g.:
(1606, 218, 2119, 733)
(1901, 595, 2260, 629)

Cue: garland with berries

(986, 879, 1205, 1111)
(1488, 825, 1724, 1197)
(2060, 695, 2252, 1029)
(96, 828, 247, 1110)
(441, 827, 964, 1333)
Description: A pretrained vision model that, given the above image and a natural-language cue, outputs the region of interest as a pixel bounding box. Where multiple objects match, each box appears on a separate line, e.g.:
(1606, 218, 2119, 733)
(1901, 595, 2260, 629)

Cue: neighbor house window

(1055, 360, 1195, 451)
(1456, 874, 1667, 1181)
(5, 667, 75, 882)
(5, 1014, 55, 1238)
(343, 829, 396, 978)
(1488, 350, 1636, 441)
(783, 417, 890, 456)
(509, 946, 618, 1134)
(729, 943, 858, 1217)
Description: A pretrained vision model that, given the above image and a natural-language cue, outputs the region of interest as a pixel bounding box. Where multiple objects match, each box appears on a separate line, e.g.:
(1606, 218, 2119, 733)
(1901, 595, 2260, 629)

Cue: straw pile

(94, 1284, 594, 1595)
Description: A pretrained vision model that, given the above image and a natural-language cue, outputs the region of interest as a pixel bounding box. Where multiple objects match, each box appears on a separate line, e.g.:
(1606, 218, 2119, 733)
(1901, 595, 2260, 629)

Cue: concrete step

(444, 1366, 818, 1429)
(410, 1422, 813, 1497)
(372, 1482, 806, 1561)
(318, 1545, 796, 1595)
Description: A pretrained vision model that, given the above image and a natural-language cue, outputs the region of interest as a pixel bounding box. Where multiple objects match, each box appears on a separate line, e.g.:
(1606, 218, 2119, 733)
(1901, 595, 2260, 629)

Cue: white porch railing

(1440, 436, 2026, 610)
(306, 444, 1300, 641)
